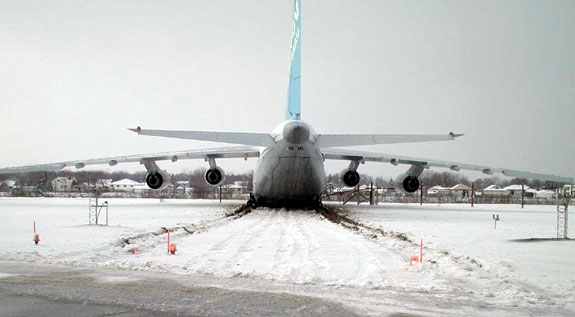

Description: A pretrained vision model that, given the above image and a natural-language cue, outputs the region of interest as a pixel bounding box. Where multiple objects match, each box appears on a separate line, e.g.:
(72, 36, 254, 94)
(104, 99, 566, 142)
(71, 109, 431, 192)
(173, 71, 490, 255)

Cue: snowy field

(0, 197, 574, 316)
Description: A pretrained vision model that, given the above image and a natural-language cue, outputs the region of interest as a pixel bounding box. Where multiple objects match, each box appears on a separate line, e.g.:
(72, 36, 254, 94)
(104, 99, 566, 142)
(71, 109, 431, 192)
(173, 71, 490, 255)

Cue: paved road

(0, 261, 359, 317)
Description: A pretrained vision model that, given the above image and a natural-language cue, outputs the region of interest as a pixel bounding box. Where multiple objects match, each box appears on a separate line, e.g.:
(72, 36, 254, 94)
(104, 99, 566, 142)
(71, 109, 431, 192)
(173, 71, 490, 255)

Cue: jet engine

(146, 170, 170, 190)
(204, 166, 226, 186)
(394, 173, 420, 193)
(340, 169, 360, 187)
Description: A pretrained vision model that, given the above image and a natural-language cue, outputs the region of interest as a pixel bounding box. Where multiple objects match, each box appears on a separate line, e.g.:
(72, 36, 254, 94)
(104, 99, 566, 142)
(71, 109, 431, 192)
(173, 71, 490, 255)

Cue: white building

(482, 185, 510, 197)
(221, 181, 249, 198)
(0, 180, 16, 192)
(176, 181, 190, 188)
(110, 179, 145, 192)
(503, 184, 532, 197)
(450, 184, 471, 191)
(51, 177, 76, 192)
(95, 179, 113, 189)
(534, 190, 555, 199)
(1, 180, 16, 188)
(427, 185, 449, 195)
(562, 184, 574, 196)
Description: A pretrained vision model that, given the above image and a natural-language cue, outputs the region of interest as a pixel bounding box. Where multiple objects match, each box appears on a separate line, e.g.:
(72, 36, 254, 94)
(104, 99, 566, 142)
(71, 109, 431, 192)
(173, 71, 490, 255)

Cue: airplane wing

(321, 148, 574, 183)
(314, 132, 462, 148)
(129, 127, 276, 147)
(0, 146, 260, 174)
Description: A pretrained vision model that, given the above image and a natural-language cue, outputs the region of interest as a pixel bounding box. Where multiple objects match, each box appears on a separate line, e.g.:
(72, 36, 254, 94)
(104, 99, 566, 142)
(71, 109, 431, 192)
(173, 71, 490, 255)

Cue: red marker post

(167, 228, 177, 255)
(420, 239, 423, 264)
(33, 221, 40, 245)
(410, 239, 424, 266)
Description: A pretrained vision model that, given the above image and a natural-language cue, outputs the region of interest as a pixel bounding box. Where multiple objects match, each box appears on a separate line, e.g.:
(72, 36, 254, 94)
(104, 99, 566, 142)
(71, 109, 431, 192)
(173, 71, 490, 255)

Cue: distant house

(503, 184, 533, 197)
(133, 184, 151, 194)
(482, 185, 510, 197)
(51, 177, 76, 192)
(110, 179, 145, 192)
(426, 184, 471, 197)
(0, 180, 16, 192)
(451, 184, 472, 197)
(325, 182, 343, 194)
(534, 190, 554, 199)
(221, 181, 249, 198)
(176, 181, 190, 188)
(427, 185, 449, 195)
(1, 180, 16, 188)
(95, 179, 113, 190)
(185, 187, 195, 197)
(450, 184, 471, 191)
(562, 184, 574, 196)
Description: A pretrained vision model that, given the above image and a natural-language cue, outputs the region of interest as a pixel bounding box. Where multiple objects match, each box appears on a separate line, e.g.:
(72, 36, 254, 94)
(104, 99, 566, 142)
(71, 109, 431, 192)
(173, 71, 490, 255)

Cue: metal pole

(95, 196, 98, 224)
(420, 183, 423, 206)
(219, 185, 222, 203)
(369, 182, 374, 205)
(521, 184, 525, 208)
(471, 182, 474, 207)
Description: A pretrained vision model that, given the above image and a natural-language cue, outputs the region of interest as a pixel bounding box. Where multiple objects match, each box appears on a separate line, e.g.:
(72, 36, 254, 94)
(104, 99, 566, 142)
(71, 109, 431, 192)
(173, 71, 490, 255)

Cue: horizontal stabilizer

(314, 132, 462, 148)
(130, 127, 276, 147)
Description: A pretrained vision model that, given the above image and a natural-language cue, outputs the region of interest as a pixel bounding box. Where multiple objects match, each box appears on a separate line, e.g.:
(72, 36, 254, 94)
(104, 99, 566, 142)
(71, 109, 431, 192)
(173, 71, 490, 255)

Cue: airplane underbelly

(253, 155, 325, 207)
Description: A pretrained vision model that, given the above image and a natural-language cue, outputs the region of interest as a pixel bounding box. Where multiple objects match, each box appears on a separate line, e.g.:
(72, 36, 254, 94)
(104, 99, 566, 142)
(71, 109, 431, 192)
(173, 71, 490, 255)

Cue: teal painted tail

(286, 0, 301, 120)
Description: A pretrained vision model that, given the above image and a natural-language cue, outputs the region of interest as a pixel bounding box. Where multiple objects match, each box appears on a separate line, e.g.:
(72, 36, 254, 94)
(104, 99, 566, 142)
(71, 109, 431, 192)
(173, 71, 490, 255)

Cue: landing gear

(247, 193, 258, 209)
(313, 195, 324, 212)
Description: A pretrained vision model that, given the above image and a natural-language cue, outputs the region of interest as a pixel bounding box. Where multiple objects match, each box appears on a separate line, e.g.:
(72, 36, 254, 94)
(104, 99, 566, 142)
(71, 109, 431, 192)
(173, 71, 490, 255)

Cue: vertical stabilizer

(286, 0, 301, 120)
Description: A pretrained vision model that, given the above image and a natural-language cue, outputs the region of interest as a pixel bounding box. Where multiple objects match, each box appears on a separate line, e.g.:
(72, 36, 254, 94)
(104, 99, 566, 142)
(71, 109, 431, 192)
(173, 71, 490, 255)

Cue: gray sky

(1, 0, 573, 180)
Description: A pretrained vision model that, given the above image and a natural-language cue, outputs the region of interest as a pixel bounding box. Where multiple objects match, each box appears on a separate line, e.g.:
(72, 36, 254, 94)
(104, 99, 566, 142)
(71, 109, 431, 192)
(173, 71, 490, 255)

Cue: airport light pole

(521, 184, 525, 209)
(471, 182, 474, 207)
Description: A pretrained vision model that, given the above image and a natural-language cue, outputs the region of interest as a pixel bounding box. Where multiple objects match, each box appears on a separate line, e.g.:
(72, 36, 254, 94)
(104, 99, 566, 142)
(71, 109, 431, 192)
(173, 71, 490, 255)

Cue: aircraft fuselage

(253, 121, 326, 208)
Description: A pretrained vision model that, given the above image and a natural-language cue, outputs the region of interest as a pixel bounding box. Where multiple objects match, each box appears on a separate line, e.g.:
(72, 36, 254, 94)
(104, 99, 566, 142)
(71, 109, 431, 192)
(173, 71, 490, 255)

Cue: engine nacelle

(204, 166, 226, 186)
(146, 170, 170, 190)
(394, 173, 420, 193)
(340, 169, 360, 188)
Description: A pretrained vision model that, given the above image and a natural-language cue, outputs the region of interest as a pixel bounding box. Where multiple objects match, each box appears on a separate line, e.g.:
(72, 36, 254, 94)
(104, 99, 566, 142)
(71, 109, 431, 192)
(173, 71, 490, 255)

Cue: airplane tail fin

(286, 0, 301, 120)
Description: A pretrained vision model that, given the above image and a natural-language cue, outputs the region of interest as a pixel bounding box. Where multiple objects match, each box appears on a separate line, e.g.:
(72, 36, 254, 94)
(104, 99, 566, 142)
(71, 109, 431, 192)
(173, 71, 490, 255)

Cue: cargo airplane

(1, 0, 572, 208)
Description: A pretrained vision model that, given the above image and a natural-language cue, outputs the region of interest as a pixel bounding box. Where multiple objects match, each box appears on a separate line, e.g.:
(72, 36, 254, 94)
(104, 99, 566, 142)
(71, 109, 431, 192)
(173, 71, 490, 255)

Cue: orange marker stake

(33, 221, 40, 245)
(420, 239, 423, 264)
(167, 228, 177, 255)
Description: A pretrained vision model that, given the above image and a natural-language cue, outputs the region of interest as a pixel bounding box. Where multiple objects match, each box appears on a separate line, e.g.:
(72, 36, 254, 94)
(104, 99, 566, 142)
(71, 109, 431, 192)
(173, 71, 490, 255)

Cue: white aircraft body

(1, 0, 572, 208)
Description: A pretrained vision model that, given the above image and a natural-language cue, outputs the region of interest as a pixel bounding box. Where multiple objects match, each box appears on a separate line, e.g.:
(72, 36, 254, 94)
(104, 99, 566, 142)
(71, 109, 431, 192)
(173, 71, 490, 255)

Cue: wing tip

(449, 132, 464, 139)
(128, 126, 142, 133)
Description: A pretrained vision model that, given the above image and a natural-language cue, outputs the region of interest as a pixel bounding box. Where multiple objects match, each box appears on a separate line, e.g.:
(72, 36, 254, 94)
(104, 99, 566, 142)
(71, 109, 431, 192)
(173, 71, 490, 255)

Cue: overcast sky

(0, 0, 573, 180)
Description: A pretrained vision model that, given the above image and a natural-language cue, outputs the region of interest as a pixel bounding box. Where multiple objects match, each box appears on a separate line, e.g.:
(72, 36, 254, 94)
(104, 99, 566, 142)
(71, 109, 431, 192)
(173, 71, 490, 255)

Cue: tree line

(0, 168, 562, 193)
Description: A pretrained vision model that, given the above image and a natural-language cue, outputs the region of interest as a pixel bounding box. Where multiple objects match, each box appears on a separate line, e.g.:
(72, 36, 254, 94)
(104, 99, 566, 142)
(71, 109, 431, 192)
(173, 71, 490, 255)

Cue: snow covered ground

(346, 203, 575, 300)
(0, 197, 573, 316)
